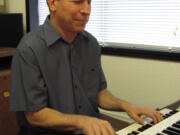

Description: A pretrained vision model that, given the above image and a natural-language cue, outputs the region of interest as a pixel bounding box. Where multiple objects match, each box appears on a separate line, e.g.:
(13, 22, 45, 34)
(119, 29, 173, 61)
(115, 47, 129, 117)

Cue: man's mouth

(75, 20, 88, 25)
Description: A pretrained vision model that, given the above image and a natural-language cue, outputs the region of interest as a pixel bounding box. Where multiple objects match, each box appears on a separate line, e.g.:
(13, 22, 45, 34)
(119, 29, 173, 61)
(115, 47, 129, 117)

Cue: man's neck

(50, 17, 77, 44)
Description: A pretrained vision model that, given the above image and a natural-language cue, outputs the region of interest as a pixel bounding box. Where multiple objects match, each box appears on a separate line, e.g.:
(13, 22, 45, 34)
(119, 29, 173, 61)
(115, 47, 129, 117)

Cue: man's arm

(24, 107, 116, 135)
(98, 89, 163, 125)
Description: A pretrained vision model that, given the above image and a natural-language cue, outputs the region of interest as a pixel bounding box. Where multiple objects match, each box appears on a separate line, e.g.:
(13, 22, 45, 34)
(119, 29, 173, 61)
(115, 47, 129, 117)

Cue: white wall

(101, 55, 180, 122)
(102, 55, 180, 109)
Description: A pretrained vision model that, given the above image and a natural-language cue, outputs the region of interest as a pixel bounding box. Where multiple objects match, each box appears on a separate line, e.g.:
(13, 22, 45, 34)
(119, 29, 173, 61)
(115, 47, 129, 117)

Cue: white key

(117, 123, 142, 134)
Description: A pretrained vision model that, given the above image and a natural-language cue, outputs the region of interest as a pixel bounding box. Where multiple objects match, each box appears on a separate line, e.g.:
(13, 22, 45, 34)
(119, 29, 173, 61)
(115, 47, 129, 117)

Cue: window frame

(25, 0, 180, 62)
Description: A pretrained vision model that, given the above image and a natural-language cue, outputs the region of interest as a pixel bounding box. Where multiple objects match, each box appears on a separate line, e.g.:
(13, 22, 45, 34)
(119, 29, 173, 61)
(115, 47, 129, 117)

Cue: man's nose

(80, 1, 91, 15)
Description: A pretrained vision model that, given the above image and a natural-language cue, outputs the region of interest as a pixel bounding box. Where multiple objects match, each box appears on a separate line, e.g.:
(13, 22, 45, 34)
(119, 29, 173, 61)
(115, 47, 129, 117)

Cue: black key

(173, 123, 180, 129)
(137, 124, 152, 132)
(162, 129, 178, 135)
(156, 133, 164, 135)
(145, 124, 152, 128)
(163, 115, 168, 119)
(169, 110, 178, 114)
(127, 133, 137, 135)
(142, 124, 152, 129)
(165, 114, 172, 117)
(137, 127, 145, 132)
(131, 131, 139, 134)
(177, 121, 180, 125)
(167, 127, 180, 134)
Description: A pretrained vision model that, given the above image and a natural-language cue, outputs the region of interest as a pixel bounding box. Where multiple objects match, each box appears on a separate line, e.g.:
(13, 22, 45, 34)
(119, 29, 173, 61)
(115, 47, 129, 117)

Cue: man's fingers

(101, 127, 110, 135)
(130, 113, 148, 125)
(126, 105, 164, 126)
(146, 110, 163, 124)
(151, 114, 158, 124)
(104, 122, 116, 135)
(100, 120, 116, 135)
(93, 125, 101, 135)
(144, 111, 163, 124)
(90, 119, 116, 135)
(153, 111, 163, 124)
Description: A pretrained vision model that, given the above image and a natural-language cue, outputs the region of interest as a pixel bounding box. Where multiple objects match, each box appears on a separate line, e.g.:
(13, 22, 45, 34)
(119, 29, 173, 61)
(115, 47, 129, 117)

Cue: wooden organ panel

(0, 70, 18, 135)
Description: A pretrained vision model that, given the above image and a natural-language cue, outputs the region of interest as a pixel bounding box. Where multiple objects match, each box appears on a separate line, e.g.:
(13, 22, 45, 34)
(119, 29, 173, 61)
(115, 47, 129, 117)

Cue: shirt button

(75, 85, 78, 89)
(78, 105, 82, 109)
(91, 68, 95, 71)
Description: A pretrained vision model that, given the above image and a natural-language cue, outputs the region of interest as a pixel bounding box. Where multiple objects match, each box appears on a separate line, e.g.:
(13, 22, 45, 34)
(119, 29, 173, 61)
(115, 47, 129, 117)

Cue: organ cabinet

(0, 47, 18, 135)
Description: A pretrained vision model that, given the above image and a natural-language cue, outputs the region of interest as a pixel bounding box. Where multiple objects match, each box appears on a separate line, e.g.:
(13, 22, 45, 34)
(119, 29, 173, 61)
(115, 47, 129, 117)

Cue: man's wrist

(119, 101, 132, 112)
(72, 115, 88, 130)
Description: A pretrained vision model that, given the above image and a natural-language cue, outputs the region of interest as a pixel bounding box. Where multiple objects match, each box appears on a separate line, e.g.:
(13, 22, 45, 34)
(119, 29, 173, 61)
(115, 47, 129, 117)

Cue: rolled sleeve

(99, 50, 107, 91)
(9, 47, 48, 111)
(99, 65, 107, 91)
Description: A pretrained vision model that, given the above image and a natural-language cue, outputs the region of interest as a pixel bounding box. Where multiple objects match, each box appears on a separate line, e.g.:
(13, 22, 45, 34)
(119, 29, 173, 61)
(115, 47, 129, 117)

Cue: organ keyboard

(117, 108, 180, 135)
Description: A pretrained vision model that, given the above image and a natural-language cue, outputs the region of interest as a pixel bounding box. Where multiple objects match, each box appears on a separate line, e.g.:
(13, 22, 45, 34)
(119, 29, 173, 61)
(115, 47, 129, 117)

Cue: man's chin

(75, 27, 86, 33)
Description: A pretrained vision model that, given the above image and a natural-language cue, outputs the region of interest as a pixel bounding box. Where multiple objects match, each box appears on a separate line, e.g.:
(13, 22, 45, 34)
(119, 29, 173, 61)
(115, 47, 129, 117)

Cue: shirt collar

(43, 15, 62, 47)
(43, 15, 89, 47)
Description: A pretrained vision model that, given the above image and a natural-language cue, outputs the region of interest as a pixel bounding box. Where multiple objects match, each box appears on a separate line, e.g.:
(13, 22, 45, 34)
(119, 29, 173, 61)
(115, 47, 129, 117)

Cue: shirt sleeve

(99, 64, 107, 91)
(9, 46, 48, 111)
(98, 48, 107, 91)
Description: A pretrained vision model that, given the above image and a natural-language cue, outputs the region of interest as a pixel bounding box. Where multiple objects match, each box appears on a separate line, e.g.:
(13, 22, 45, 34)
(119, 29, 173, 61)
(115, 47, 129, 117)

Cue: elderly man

(10, 0, 163, 135)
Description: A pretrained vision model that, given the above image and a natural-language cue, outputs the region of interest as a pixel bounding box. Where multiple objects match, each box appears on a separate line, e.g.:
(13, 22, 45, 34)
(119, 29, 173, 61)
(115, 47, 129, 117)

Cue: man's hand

(98, 90, 163, 125)
(124, 104, 163, 125)
(78, 116, 117, 135)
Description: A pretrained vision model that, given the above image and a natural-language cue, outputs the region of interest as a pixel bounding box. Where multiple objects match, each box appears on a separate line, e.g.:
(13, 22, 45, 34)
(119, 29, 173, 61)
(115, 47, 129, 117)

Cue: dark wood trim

(102, 45, 180, 62)
(165, 100, 180, 110)
(0, 47, 15, 58)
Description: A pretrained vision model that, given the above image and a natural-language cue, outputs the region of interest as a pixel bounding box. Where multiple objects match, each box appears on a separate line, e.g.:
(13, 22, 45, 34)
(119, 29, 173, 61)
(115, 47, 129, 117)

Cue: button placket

(69, 43, 84, 113)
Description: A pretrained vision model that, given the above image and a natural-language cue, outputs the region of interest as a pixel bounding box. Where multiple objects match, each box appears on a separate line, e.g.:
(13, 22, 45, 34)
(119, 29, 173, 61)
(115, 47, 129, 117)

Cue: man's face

(52, 0, 91, 33)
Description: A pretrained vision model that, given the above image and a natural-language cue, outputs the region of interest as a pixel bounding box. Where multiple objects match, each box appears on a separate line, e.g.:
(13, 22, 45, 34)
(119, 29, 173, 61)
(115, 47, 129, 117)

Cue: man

(10, 0, 163, 135)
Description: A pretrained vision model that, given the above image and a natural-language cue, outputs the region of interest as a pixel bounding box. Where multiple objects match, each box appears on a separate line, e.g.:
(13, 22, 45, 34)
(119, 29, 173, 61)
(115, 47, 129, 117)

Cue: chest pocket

(82, 64, 100, 90)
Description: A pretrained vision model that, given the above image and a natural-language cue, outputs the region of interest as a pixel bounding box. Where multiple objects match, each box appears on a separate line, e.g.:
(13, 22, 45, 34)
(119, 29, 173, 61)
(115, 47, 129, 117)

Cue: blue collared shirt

(10, 16, 107, 134)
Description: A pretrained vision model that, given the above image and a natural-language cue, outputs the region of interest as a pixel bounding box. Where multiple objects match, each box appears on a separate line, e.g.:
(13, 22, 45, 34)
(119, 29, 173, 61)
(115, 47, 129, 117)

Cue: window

(26, 0, 180, 61)
(38, 0, 180, 49)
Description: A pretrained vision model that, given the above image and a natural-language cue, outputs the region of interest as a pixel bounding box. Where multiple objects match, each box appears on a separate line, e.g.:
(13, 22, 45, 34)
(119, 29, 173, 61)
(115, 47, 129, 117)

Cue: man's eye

(88, 0, 91, 5)
(73, 0, 81, 4)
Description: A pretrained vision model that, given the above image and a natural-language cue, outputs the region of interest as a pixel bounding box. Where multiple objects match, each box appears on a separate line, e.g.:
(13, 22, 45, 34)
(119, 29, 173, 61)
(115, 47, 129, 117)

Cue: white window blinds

(39, 0, 180, 49)
(38, 0, 49, 25)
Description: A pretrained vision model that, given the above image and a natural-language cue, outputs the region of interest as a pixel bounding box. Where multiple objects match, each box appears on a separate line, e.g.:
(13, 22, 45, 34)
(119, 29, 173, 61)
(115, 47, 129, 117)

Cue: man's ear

(47, 0, 57, 12)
